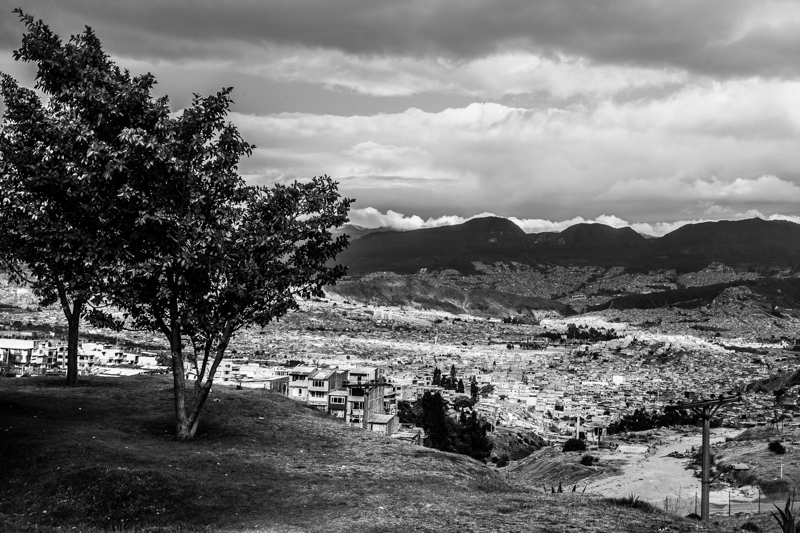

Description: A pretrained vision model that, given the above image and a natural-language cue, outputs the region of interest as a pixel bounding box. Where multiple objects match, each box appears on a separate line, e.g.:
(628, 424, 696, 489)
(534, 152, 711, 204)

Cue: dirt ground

(585, 428, 750, 516)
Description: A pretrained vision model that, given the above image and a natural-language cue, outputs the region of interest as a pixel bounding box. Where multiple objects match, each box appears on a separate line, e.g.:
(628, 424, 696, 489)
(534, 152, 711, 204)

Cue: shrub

(740, 521, 760, 532)
(496, 453, 510, 468)
(562, 438, 586, 452)
(772, 497, 797, 533)
(605, 494, 659, 514)
(769, 440, 787, 455)
(579, 454, 595, 466)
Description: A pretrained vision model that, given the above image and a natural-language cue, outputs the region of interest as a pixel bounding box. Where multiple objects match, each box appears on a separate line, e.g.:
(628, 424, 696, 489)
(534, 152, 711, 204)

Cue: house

(287, 365, 315, 401)
(392, 424, 423, 445)
(347, 366, 384, 383)
(306, 368, 346, 409)
(343, 367, 387, 428)
(328, 389, 348, 418)
(262, 375, 290, 393)
(368, 413, 399, 436)
(0, 339, 56, 370)
(81, 343, 125, 365)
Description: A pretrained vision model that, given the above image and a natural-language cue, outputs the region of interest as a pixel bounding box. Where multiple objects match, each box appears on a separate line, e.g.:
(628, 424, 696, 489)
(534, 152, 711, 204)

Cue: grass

(0, 375, 757, 532)
(718, 426, 800, 499)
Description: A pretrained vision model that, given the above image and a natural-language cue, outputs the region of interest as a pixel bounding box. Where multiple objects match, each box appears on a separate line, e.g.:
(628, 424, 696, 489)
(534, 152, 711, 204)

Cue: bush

(579, 454, 595, 466)
(740, 521, 760, 532)
(769, 440, 786, 455)
(496, 453, 510, 468)
(562, 438, 586, 452)
(605, 494, 660, 514)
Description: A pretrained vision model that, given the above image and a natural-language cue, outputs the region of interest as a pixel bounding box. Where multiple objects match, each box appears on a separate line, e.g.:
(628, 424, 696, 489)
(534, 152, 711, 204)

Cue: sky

(2, 1, 800, 236)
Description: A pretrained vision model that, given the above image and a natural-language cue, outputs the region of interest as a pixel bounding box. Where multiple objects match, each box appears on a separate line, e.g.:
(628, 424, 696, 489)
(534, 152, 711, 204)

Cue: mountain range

(335, 217, 800, 275)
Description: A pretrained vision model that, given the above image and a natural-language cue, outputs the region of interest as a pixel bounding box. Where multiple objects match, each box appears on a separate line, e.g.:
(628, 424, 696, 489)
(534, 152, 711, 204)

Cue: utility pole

(675, 395, 740, 522)
(343, 379, 386, 430)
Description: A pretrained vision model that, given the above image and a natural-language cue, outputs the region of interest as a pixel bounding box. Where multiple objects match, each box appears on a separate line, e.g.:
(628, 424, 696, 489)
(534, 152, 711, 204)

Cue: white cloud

(599, 174, 800, 203)
(234, 76, 800, 219)
(240, 47, 687, 99)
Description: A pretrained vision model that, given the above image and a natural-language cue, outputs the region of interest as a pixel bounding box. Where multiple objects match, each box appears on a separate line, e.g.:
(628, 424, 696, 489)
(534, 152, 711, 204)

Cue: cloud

(232, 76, 800, 220)
(599, 175, 800, 203)
(237, 47, 687, 100)
(6, 0, 800, 81)
(5, 0, 800, 101)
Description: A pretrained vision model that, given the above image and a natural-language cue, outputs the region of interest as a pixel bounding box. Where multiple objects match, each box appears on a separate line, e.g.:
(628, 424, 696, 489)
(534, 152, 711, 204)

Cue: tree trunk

(55, 278, 83, 386)
(180, 326, 234, 441)
(66, 313, 80, 385)
(171, 321, 192, 441)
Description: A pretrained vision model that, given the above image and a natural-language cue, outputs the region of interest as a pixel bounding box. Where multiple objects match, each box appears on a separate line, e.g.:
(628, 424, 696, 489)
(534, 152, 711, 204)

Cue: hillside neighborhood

(4, 266, 799, 450)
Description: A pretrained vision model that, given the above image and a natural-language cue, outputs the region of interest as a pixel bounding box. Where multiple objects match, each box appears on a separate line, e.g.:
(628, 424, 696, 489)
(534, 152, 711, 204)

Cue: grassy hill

(0, 376, 749, 532)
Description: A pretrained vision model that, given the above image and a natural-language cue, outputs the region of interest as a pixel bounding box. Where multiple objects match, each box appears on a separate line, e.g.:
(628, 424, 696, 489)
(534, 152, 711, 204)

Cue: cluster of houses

(211, 361, 429, 442)
(0, 337, 160, 373)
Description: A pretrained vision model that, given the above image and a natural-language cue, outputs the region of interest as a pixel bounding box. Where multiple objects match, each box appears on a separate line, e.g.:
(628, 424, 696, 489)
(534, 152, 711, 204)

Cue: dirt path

(585, 429, 742, 514)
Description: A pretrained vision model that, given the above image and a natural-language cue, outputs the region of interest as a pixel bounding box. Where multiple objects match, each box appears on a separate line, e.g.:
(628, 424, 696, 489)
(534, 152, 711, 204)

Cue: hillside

(649, 218, 800, 271)
(328, 277, 576, 317)
(336, 217, 800, 275)
(0, 376, 735, 532)
(588, 277, 800, 313)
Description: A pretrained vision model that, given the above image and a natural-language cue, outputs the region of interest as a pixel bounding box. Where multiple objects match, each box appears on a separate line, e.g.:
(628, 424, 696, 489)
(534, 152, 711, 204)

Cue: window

(330, 396, 345, 404)
(310, 391, 326, 398)
(312, 380, 325, 388)
(351, 401, 364, 410)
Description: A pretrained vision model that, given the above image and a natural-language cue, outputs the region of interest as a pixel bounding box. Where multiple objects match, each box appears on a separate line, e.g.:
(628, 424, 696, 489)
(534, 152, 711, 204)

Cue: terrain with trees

(0, 11, 351, 440)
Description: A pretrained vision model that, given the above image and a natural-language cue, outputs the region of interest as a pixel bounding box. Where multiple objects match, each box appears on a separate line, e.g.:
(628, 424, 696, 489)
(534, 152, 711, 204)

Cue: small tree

(419, 391, 450, 451)
(451, 396, 475, 413)
(563, 438, 586, 452)
(769, 440, 787, 455)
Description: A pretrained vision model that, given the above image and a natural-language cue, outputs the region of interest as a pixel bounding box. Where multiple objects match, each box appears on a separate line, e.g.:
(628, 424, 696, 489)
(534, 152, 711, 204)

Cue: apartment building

(307, 368, 346, 409)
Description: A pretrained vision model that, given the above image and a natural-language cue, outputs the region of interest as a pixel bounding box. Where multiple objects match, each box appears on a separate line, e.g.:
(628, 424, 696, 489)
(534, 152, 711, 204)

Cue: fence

(653, 488, 798, 517)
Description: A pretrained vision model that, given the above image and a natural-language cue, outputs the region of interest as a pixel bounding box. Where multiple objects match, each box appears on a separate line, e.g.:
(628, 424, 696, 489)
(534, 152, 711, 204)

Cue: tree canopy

(0, 9, 168, 384)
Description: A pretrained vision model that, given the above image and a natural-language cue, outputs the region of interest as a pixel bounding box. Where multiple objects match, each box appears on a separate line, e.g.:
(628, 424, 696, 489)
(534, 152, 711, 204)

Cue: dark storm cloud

(5, 0, 798, 79)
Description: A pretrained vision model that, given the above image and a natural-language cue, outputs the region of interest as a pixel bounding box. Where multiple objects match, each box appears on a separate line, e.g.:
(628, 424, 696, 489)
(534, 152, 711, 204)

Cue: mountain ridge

(336, 217, 800, 275)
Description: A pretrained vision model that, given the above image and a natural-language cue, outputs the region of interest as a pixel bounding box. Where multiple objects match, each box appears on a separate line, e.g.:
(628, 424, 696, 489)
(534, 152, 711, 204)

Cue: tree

(451, 396, 475, 413)
(0, 11, 168, 385)
(419, 391, 450, 451)
(470, 379, 479, 400)
(450, 364, 457, 382)
(457, 378, 465, 393)
(562, 438, 586, 452)
(432, 366, 441, 385)
(452, 411, 493, 462)
(98, 86, 351, 440)
(397, 400, 420, 425)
